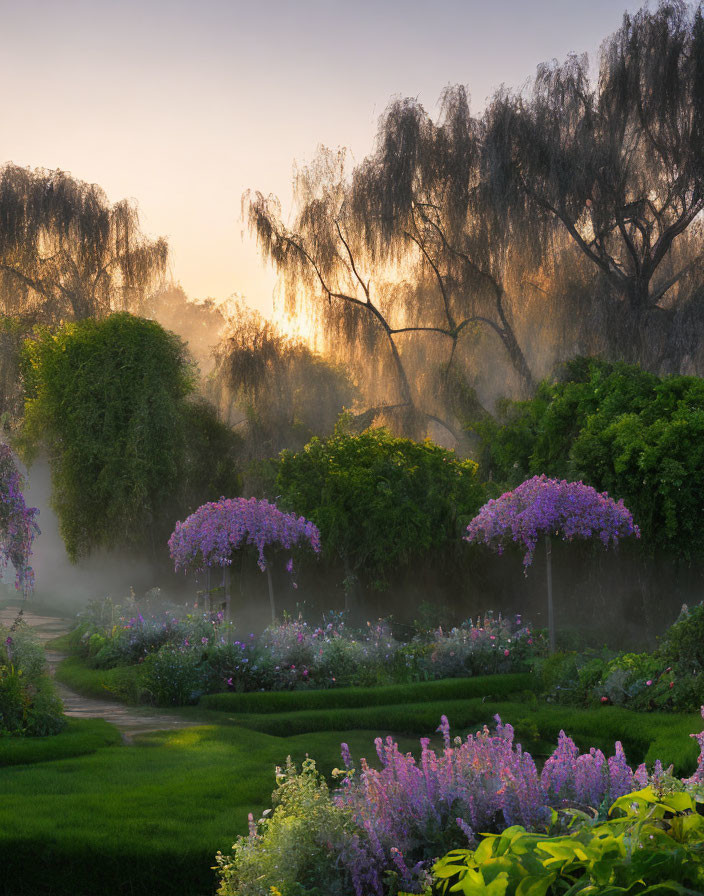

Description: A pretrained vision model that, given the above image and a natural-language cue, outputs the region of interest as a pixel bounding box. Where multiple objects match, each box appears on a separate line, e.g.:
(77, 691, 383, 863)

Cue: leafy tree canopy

(275, 425, 484, 587)
(473, 358, 704, 560)
(19, 313, 240, 561)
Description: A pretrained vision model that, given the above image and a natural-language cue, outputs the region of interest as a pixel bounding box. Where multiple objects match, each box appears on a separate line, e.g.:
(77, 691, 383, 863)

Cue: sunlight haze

(2, 0, 644, 314)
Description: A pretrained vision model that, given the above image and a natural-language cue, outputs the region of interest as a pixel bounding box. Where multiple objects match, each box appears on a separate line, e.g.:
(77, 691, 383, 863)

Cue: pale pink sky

(1, 0, 644, 315)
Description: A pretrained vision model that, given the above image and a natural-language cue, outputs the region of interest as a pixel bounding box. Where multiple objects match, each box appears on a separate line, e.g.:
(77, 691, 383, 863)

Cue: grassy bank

(0, 695, 701, 895)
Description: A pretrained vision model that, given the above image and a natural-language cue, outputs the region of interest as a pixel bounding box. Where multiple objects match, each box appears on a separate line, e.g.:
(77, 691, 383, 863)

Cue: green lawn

(1, 659, 703, 895)
(0, 719, 421, 896)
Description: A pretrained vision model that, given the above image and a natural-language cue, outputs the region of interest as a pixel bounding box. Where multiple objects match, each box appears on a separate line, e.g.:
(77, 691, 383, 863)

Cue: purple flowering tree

(168, 497, 321, 621)
(464, 475, 639, 652)
(0, 444, 39, 598)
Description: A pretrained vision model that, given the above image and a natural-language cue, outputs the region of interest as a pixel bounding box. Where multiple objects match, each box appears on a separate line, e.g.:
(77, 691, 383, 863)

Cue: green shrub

(663, 602, 704, 671)
(24, 679, 66, 736)
(0, 666, 27, 734)
(432, 787, 704, 896)
(216, 757, 365, 896)
(276, 426, 484, 589)
(139, 648, 209, 706)
(0, 625, 65, 736)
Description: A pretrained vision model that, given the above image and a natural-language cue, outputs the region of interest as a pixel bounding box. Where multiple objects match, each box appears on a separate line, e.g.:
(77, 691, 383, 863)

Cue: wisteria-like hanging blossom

(168, 497, 321, 573)
(465, 474, 639, 567)
(0, 444, 40, 595)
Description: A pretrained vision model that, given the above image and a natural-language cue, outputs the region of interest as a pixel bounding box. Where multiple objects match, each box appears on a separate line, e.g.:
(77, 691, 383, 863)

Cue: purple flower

(465, 475, 639, 567)
(168, 497, 321, 576)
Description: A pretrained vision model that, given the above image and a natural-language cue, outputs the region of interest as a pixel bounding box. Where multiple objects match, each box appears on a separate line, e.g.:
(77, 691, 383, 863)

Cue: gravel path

(0, 604, 199, 743)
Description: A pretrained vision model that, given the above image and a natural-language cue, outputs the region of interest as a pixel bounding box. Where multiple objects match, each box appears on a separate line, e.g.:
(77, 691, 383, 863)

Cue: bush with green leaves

(66, 598, 542, 705)
(20, 312, 240, 561)
(532, 602, 704, 713)
(0, 624, 65, 736)
(431, 787, 704, 896)
(276, 426, 484, 589)
(138, 646, 210, 706)
(215, 757, 378, 896)
(472, 358, 704, 561)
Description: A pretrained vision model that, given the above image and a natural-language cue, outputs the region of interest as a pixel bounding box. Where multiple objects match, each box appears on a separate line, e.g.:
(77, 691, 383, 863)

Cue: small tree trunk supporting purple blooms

(266, 565, 275, 622)
(224, 566, 231, 620)
(465, 476, 639, 654)
(168, 497, 320, 620)
(545, 535, 555, 654)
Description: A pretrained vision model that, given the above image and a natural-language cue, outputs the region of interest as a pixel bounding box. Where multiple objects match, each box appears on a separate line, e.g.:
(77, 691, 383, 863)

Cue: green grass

(199, 672, 537, 713)
(55, 655, 144, 702)
(44, 631, 72, 651)
(0, 722, 420, 896)
(0, 718, 122, 766)
(2, 649, 703, 895)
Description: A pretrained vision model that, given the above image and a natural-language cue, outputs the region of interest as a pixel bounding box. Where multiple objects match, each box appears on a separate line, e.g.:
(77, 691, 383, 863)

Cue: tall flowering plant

(465, 475, 639, 651)
(168, 497, 320, 620)
(0, 444, 39, 596)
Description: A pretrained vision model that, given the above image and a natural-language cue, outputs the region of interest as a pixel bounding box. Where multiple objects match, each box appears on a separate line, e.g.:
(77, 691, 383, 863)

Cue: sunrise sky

(2, 0, 644, 315)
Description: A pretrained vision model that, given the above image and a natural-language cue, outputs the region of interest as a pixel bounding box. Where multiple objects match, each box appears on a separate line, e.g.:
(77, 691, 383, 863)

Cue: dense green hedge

(200, 672, 536, 714)
(473, 357, 704, 560)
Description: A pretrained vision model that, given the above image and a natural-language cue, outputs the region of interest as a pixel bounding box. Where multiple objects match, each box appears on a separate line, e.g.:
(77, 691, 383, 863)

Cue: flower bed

(216, 712, 704, 896)
(538, 601, 704, 713)
(68, 599, 544, 705)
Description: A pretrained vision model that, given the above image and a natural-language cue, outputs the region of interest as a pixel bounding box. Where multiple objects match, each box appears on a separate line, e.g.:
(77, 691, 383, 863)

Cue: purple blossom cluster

(334, 715, 656, 893)
(685, 706, 704, 785)
(465, 474, 639, 567)
(0, 444, 39, 595)
(168, 497, 321, 573)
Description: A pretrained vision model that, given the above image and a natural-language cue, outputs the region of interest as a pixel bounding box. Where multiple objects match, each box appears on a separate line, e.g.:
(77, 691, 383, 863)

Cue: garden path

(0, 604, 199, 743)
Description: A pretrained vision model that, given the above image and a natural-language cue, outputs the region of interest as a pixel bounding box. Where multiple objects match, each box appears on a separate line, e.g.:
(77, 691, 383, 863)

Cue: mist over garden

(3, 2, 704, 894)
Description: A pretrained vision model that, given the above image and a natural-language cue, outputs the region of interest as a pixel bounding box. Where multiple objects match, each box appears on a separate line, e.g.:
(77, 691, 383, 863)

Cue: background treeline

(0, 1, 702, 640)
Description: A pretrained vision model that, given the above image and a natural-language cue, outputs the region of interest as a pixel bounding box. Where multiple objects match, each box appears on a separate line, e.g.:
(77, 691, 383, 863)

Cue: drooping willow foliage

(245, 1, 704, 434)
(211, 302, 355, 460)
(485, 1, 704, 369)
(244, 95, 536, 444)
(0, 164, 168, 323)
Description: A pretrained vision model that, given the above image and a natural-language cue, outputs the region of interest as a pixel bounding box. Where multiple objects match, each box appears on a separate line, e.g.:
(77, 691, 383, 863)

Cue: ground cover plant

(64, 598, 543, 704)
(215, 712, 704, 896)
(536, 601, 704, 714)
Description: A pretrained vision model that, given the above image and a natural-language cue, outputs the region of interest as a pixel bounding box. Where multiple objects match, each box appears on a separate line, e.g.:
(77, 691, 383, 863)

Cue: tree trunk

(224, 566, 231, 620)
(545, 535, 555, 654)
(266, 565, 276, 623)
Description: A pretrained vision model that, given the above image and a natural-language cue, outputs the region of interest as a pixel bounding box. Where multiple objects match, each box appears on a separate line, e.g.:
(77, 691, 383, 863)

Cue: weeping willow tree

(244, 87, 536, 445)
(484, 1, 704, 368)
(211, 302, 355, 461)
(0, 164, 168, 322)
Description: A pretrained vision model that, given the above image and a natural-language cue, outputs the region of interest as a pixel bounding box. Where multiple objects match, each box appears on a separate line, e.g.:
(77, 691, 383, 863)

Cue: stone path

(0, 604, 199, 743)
